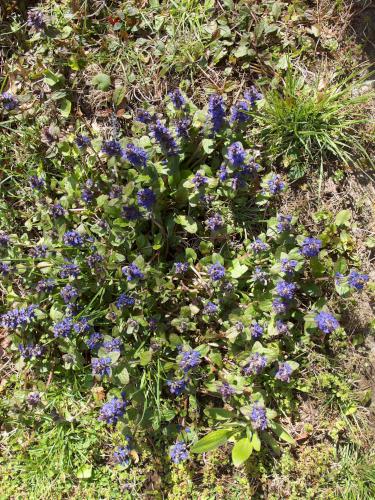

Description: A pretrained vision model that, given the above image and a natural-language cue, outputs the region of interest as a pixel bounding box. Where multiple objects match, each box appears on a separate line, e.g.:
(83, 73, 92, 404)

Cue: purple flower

(208, 262, 225, 281)
(150, 120, 178, 155)
(53, 317, 74, 338)
(27, 9, 46, 30)
(175, 262, 189, 274)
(63, 231, 84, 247)
(122, 205, 141, 221)
(250, 404, 268, 430)
(272, 298, 289, 314)
(175, 118, 191, 138)
(252, 266, 268, 285)
(136, 109, 153, 124)
(1, 92, 18, 111)
(218, 165, 228, 181)
(27, 392, 41, 406)
(314, 311, 339, 334)
(0, 262, 10, 276)
(347, 270, 369, 291)
(30, 176, 45, 190)
(170, 441, 189, 464)
(125, 143, 148, 168)
(102, 140, 126, 158)
(276, 320, 289, 335)
(1, 305, 36, 330)
(113, 446, 131, 465)
(300, 237, 322, 257)
(240, 159, 260, 175)
(103, 338, 122, 353)
(276, 215, 292, 233)
(208, 94, 226, 132)
(86, 332, 103, 350)
(109, 185, 122, 199)
(230, 101, 250, 123)
(116, 293, 135, 308)
(92, 357, 112, 377)
(73, 317, 90, 334)
(179, 349, 201, 373)
(275, 362, 293, 382)
(81, 179, 94, 203)
(98, 395, 128, 425)
(267, 175, 285, 195)
(137, 188, 156, 209)
(168, 88, 185, 109)
(35, 278, 55, 293)
(122, 263, 144, 281)
(251, 322, 264, 339)
(227, 142, 246, 167)
(167, 378, 188, 395)
(29, 245, 47, 258)
(60, 262, 80, 278)
(219, 381, 235, 400)
(192, 172, 208, 188)
(206, 213, 224, 231)
(203, 301, 218, 315)
(280, 259, 298, 276)
(244, 86, 263, 106)
(243, 353, 267, 375)
(250, 239, 269, 254)
(87, 253, 104, 270)
(76, 135, 91, 149)
(0, 232, 10, 246)
(50, 203, 66, 218)
(18, 343, 44, 359)
(60, 284, 78, 304)
(275, 280, 296, 300)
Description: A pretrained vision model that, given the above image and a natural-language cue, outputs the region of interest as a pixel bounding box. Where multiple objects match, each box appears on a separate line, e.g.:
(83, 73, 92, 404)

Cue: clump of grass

(256, 66, 374, 180)
(336, 445, 375, 499)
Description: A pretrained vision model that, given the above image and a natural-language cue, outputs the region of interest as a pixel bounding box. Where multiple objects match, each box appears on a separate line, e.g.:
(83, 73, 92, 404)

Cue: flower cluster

(169, 441, 189, 464)
(98, 394, 128, 425)
(1, 305, 36, 330)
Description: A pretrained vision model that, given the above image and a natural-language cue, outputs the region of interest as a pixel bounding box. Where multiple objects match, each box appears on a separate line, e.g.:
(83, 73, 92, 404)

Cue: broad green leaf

(76, 464, 92, 479)
(231, 437, 252, 466)
(270, 422, 295, 445)
(92, 73, 111, 91)
(204, 408, 234, 420)
(191, 429, 234, 453)
(335, 209, 351, 227)
(116, 366, 129, 385)
(202, 138, 214, 154)
(59, 98, 71, 118)
(174, 215, 198, 234)
(230, 261, 248, 279)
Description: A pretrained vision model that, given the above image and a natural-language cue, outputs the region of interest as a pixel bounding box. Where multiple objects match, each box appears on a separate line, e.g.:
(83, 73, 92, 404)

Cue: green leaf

(231, 437, 253, 466)
(44, 69, 63, 86)
(76, 464, 92, 479)
(113, 87, 126, 106)
(270, 422, 295, 445)
(252, 432, 261, 452)
(174, 215, 198, 234)
(191, 429, 234, 453)
(116, 366, 129, 385)
(59, 98, 72, 118)
(230, 261, 248, 279)
(204, 408, 234, 420)
(202, 138, 214, 154)
(335, 209, 351, 227)
(92, 73, 111, 91)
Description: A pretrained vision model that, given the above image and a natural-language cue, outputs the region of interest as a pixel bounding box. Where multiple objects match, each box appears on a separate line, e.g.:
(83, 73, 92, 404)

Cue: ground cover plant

(0, 1, 374, 499)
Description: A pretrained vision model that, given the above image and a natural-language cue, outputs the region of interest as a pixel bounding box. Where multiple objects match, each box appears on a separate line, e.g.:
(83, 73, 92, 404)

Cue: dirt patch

(351, 3, 375, 71)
